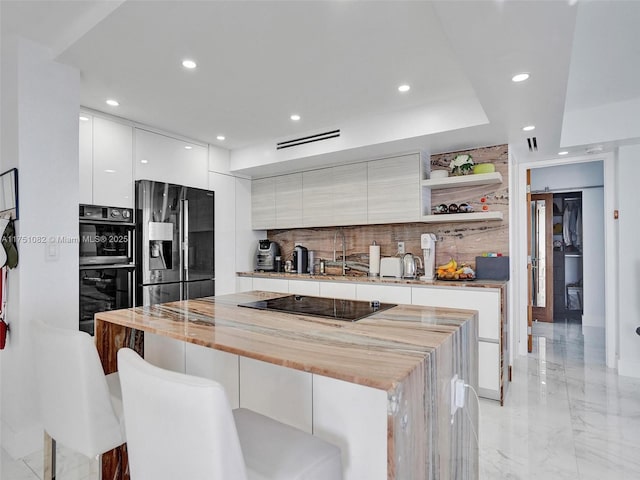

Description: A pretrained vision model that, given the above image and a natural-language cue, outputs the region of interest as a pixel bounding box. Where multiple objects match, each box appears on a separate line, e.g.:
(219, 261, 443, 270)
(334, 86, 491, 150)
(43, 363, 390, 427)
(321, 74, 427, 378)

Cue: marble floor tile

(480, 319, 640, 480)
(3, 443, 97, 480)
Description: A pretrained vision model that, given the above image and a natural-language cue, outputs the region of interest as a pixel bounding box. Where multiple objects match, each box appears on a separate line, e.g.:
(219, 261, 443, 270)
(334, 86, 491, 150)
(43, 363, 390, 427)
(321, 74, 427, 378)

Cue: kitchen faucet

(333, 228, 349, 275)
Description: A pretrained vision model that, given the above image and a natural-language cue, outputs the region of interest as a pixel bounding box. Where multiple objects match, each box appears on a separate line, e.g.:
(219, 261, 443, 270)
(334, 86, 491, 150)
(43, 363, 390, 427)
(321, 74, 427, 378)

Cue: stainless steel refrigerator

(135, 180, 214, 306)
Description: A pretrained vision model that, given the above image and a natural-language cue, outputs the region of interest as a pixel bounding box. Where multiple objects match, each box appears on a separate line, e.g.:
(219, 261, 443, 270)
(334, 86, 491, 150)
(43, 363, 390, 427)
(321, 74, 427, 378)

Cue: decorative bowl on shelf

(472, 163, 495, 174)
(430, 169, 449, 179)
(449, 154, 474, 176)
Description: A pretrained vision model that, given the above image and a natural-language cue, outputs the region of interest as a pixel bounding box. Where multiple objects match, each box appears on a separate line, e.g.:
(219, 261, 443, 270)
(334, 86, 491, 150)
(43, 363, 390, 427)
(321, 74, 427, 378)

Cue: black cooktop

(238, 295, 396, 322)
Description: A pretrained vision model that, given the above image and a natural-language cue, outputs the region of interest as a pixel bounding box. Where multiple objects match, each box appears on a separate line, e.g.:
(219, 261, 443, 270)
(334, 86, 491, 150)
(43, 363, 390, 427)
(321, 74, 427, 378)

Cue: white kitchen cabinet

(78, 114, 133, 208)
(313, 374, 387, 480)
(411, 287, 500, 340)
(356, 283, 412, 304)
(251, 177, 276, 229)
(332, 162, 368, 226)
(252, 277, 288, 293)
(288, 279, 320, 296)
(275, 173, 303, 228)
(185, 343, 240, 408)
(302, 163, 367, 228)
(367, 154, 420, 224)
(209, 172, 236, 295)
(319, 281, 357, 300)
(411, 285, 504, 401)
(143, 333, 185, 373)
(134, 128, 208, 189)
(239, 357, 312, 433)
(236, 276, 254, 293)
(478, 341, 500, 394)
(302, 169, 333, 227)
(92, 117, 133, 208)
(79, 115, 93, 204)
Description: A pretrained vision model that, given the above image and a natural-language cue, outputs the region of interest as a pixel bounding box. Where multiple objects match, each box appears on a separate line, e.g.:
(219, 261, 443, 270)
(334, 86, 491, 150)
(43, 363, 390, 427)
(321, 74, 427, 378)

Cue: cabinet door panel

(79, 115, 93, 204)
(288, 280, 320, 296)
(251, 177, 276, 229)
(276, 173, 303, 228)
(319, 282, 357, 300)
(240, 357, 312, 433)
(93, 117, 133, 207)
(314, 374, 387, 480)
(367, 154, 420, 224)
(253, 277, 288, 293)
(411, 287, 500, 340)
(478, 341, 500, 394)
(134, 128, 208, 189)
(185, 343, 239, 408)
(333, 163, 368, 226)
(303, 169, 333, 227)
(356, 283, 412, 304)
(143, 333, 185, 373)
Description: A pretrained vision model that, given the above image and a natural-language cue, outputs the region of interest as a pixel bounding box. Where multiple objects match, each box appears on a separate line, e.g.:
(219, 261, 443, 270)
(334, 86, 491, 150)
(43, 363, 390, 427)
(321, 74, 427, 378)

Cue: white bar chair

(117, 348, 343, 480)
(32, 320, 126, 479)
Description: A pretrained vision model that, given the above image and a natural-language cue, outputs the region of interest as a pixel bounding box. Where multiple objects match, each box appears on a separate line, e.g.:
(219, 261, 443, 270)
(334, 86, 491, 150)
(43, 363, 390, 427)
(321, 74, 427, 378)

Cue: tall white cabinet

(79, 114, 133, 208)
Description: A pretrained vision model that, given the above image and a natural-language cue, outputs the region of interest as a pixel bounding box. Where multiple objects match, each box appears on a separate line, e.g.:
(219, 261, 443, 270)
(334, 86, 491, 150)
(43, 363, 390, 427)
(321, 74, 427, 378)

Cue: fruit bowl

(436, 259, 476, 281)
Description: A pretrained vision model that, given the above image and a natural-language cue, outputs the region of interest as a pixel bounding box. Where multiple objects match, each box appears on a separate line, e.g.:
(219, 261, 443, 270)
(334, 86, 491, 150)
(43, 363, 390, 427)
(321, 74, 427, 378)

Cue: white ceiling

(2, 0, 639, 169)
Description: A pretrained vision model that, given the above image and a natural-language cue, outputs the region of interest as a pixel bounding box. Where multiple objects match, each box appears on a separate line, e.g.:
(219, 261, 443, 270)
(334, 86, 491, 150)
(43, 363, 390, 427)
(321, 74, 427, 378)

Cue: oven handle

(79, 263, 136, 271)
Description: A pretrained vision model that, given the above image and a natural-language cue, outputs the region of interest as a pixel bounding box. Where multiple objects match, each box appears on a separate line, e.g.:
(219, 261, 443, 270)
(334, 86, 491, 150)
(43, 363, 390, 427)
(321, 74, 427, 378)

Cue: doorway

(517, 157, 612, 365)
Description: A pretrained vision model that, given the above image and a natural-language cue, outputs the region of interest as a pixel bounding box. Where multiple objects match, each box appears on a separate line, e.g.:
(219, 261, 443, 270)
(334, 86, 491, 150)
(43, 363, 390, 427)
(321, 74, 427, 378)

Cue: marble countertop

(95, 290, 476, 391)
(238, 271, 507, 289)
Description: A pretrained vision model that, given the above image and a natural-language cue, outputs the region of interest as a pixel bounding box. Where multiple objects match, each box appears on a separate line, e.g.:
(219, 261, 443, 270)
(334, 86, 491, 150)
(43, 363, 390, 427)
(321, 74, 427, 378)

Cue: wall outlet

(397, 241, 405, 255)
(450, 374, 465, 416)
(450, 374, 459, 416)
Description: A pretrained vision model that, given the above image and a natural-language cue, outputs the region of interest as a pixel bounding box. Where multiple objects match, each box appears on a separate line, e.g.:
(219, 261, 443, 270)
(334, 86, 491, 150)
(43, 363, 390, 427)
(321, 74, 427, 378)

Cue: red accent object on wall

(0, 320, 6, 350)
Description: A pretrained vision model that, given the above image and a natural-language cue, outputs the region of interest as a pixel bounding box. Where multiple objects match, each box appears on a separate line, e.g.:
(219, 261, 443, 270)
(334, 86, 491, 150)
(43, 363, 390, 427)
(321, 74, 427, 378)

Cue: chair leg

(44, 431, 56, 480)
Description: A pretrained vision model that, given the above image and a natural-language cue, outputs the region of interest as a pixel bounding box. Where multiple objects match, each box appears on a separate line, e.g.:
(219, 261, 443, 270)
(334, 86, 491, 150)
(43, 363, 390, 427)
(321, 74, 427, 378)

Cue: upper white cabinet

(93, 117, 133, 207)
(367, 154, 421, 224)
(134, 128, 208, 189)
(302, 169, 333, 227)
(79, 115, 93, 204)
(79, 114, 133, 208)
(302, 164, 367, 227)
(251, 177, 276, 229)
(332, 163, 368, 226)
(275, 173, 303, 228)
(251, 153, 423, 229)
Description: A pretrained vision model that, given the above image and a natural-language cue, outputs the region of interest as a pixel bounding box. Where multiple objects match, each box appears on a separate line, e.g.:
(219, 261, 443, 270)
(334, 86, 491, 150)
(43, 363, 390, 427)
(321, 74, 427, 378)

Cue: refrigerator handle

(183, 199, 189, 282)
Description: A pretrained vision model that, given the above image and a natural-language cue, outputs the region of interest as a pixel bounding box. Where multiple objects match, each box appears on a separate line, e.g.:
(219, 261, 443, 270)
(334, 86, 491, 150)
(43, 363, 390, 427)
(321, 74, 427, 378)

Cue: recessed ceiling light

(290, 114, 301, 121)
(106, 99, 119, 107)
(104, 169, 116, 173)
(184, 145, 193, 150)
(558, 151, 569, 156)
(79, 116, 89, 122)
(398, 84, 411, 93)
(216, 135, 226, 141)
(522, 125, 535, 131)
(512, 73, 530, 83)
(182, 59, 197, 69)
(140, 159, 149, 164)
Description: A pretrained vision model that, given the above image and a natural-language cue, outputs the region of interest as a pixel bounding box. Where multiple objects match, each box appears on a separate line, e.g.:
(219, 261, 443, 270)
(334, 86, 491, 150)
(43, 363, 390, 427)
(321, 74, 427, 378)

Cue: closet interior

(552, 192, 583, 320)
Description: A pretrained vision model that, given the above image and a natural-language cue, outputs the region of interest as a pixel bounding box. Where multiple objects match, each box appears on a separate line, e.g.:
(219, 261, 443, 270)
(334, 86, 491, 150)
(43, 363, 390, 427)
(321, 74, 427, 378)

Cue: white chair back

(117, 348, 248, 480)
(32, 319, 124, 458)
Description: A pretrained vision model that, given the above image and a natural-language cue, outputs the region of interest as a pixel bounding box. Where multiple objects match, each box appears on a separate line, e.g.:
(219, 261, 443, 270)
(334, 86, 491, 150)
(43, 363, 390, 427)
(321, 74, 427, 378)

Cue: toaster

(380, 257, 403, 278)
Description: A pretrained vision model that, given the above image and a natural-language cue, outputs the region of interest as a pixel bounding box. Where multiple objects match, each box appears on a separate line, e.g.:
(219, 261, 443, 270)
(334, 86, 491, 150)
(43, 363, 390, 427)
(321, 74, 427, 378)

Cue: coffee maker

(419, 233, 437, 281)
(256, 240, 280, 271)
(292, 245, 308, 273)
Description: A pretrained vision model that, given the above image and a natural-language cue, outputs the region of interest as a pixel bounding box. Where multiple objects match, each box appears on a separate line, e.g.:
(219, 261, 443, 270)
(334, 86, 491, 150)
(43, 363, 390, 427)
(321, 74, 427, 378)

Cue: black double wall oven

(79, 205, 135, 335)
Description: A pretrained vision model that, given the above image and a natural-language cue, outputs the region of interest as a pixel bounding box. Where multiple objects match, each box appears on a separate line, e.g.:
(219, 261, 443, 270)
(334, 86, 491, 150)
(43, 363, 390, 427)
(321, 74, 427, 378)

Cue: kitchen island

(94, 291, 478, 480)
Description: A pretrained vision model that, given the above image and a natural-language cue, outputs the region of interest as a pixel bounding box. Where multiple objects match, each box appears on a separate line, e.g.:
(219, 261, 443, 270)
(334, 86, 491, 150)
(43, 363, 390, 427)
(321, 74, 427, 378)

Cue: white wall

(617, 144, 640, 377)
(530, 161, 603, 191)
(582, 187, 605, 329)
(0, 38, 80, 457)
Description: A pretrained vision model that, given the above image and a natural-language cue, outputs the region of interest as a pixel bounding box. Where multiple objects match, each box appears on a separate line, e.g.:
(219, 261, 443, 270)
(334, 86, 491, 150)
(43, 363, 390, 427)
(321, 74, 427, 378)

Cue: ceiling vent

(276, 129, 340, 150)
(527, 137, 538, 152)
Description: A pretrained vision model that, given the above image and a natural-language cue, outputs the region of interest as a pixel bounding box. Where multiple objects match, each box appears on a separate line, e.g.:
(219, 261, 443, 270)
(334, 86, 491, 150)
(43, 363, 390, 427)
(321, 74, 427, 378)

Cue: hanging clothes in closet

(562, 199, 581, 252)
